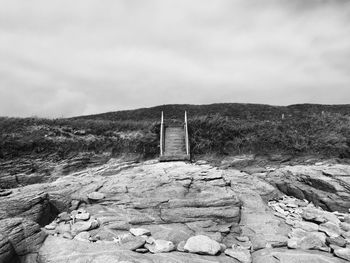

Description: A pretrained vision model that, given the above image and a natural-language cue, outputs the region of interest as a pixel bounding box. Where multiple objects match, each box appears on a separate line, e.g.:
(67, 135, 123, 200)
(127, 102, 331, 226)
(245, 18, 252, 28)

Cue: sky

(0, 0, 349, 118)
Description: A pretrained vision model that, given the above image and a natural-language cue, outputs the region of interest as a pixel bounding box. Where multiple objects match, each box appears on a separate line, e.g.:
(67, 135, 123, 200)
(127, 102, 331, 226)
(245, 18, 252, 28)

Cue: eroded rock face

(0, 218, 47, 263)
(253, 248, 349, 263)
(2, 159, 350, 263)
(265, 164, 350, 212)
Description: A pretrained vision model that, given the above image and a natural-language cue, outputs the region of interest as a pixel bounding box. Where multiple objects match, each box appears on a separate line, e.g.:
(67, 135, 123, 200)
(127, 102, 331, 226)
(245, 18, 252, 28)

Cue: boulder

(184, 235, 221, 255)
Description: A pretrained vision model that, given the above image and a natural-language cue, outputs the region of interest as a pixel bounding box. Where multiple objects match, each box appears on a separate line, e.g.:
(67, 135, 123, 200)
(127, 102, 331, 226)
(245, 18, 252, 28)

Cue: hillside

(71, 103, 350, 121)
(0, 103, 349, 178)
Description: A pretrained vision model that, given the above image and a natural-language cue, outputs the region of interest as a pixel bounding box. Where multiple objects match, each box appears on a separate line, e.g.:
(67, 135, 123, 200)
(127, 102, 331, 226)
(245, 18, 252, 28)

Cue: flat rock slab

(38, 236, 237, 263)
(253, 248, 349, 263)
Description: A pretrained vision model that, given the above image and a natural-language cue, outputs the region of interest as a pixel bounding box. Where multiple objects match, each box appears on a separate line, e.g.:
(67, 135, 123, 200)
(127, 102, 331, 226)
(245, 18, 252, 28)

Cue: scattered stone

(62, 232, 73, 240)
(55, 222, 71, 234)
(287, 238, 298, 249)
(184, 235, 221, 255)
(119, 235, 146, 251)
(340, 222, 350, 232)
(219, 243, 226, 252)
(334, 247, 350, 261)
(129, 228, 151, 237)
(74, 231, 90, 242)
(75, 213, 90, 221)
(177, 240, 186, 252)
(45, 224, 56, 230)
(146, 236, 155, 244)
(225, 247, 252, 263)
(294, 221, 319, 232)
(58, 212, 71, 222)
(71, 221, 92, 236)
(342, 231, 350, 239)
(236, 236, 249, 242)
(344, 215, 350, 224)
(135, 248, 148, 253)
(70, 200, 80, 210)
(145, 239, 175, 253)
(87, 192, 105, 201)
(327, 236, 347, 247)
(319, 222, 342, 238)
(267, 235, 288, 248)
(250, 235, 267, 251)
(298, 232, 326, 250)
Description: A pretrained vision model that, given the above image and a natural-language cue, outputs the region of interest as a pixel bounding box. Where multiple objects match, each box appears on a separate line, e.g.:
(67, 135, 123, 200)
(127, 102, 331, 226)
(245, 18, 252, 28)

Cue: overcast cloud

(0, 0, 349, 117)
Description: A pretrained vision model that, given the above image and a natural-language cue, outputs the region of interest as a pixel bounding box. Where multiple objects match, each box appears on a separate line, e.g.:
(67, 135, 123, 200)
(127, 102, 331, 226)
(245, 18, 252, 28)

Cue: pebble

(87, 192, 105, 200)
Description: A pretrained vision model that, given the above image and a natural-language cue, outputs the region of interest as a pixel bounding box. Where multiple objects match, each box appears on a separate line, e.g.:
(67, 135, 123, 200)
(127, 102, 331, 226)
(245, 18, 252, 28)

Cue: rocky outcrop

(264, 164, 350, 212)
(1, 158, 350, 262)
(0, 218, 47, 263)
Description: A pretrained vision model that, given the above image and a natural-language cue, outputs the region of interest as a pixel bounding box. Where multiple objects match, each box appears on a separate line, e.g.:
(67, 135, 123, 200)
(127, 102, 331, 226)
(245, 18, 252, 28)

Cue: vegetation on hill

(0, 103, 349, 162)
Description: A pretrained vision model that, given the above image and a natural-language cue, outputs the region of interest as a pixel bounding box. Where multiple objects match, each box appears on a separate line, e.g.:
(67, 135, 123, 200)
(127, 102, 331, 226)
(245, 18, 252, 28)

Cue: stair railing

(160, 111, 164, 156)
(184, 111, 190, 156)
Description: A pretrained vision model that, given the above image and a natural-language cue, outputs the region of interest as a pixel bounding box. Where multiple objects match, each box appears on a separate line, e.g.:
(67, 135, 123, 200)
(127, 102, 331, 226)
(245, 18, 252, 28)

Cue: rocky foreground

(1, 159, 350, 262)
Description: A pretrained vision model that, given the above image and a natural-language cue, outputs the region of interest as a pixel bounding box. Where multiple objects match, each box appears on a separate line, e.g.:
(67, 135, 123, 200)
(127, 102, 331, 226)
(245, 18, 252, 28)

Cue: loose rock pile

(268, 195, 350, 261)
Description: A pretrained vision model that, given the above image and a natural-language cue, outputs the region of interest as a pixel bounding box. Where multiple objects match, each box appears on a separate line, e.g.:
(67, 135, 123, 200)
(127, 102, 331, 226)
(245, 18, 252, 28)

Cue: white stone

(184, 235, 221, 255)
(87, 192, 105, 200)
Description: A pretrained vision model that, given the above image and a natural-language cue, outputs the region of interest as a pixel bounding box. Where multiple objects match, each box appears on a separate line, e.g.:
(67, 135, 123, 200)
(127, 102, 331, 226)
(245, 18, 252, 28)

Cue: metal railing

(184, 111, 190, 156)
(160, 111, 190, 157)
(160, 111, 164, 156)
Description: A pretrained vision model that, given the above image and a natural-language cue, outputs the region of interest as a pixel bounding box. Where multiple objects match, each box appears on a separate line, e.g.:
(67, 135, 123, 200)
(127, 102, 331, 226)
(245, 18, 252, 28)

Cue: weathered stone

(294, 221, 319, 232)
(250, 235, 267, 251)
(129, 228, 151, 236)
(340, 222, 350, 232)
(145, 239, 175, 253)
(253, 248, 348, 263)
(71, 221, 92, 236)
(73, 231, 90, 242)
(0, 217, 47, 261)
(118, 235, 145, 251)
(327, 236, 347, 248)
(58, 212, 71, 222)
(87, 192, 105, 201)
(184, 235, 221, 255)
(225, 247, 252, 263)
(319, 222, 342, 238)
(62, 232, 73, 240)
(334, 248, 350, 261)
(177, 240, 186, 252)
(75, 213, 90, 221)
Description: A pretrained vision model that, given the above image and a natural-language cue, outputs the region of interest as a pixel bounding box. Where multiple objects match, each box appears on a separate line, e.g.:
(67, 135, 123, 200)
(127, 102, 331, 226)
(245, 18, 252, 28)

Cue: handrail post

(160, 111, 164, 156)
(184, 111, 189, 156)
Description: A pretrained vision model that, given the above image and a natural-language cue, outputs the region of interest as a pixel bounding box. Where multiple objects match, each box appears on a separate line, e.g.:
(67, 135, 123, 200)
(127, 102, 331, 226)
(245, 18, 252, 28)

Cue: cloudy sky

(0, 0, 349, 118)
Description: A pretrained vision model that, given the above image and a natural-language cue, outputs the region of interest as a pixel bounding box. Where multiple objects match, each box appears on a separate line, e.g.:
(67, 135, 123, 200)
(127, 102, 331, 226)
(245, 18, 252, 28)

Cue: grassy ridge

(0, 103, 349, 160)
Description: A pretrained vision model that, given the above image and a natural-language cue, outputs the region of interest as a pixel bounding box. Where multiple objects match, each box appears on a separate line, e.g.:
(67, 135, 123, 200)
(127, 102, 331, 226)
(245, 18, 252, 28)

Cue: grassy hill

(71, 103, 350, 121)
(1, 103, 350, 163)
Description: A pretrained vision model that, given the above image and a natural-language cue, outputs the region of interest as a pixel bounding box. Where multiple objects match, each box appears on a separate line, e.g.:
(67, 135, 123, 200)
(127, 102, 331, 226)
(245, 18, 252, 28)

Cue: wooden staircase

(159, 112, 191, 162)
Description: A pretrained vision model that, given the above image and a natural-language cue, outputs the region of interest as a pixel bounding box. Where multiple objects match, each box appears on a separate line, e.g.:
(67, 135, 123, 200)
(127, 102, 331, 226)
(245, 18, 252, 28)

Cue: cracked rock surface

(1, 159, 350, 262)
